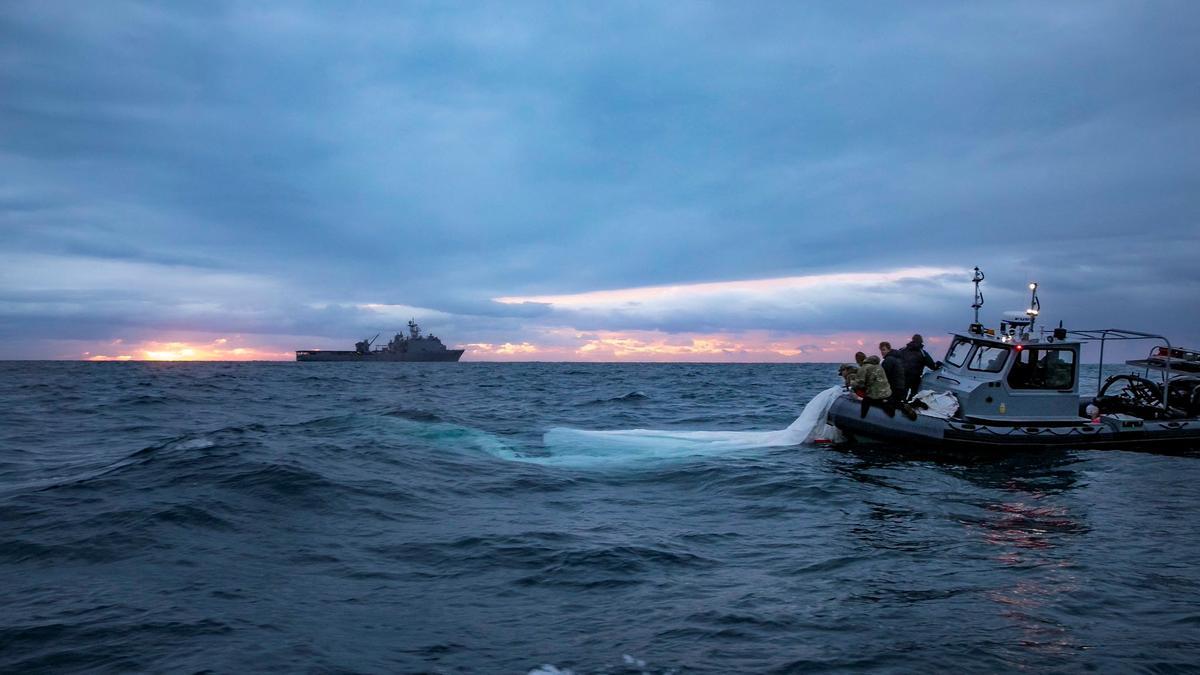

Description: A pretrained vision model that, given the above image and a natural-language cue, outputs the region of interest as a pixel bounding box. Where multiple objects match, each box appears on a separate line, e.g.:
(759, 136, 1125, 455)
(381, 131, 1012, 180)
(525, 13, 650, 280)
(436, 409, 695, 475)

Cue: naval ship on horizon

(296, 319, 465, 362)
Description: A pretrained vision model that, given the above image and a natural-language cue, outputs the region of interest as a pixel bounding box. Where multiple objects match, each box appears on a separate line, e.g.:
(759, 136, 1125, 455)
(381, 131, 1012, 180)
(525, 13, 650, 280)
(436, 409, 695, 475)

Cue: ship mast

(970, 266, 985, 333)
(1025, 282, 1040, 333)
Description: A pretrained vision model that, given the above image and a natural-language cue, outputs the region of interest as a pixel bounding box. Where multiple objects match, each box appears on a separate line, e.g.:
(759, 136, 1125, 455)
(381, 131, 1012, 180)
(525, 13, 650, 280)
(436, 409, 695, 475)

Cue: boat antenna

(1025, 282, 1040, 333)
(971, 267, 985, 328)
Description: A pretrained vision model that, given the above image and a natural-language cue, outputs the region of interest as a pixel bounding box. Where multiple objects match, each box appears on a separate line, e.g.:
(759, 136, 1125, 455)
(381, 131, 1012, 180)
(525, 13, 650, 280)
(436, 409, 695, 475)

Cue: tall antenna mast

(1025, 282, 1040, 333)
(971, 267, 985, 324)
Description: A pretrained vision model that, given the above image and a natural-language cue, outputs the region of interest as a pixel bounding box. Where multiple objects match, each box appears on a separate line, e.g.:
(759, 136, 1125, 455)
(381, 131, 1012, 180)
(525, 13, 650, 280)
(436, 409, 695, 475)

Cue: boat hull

(295, 350, 464, 362)
(827, 393, 1200, 452)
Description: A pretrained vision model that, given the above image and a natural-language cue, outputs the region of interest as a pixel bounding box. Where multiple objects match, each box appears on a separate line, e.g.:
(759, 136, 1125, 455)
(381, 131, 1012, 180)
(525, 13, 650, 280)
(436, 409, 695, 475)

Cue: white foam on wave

(171, 437, 216, 451)
(528, 666, 575, 675)
(512, 387, 845, 468)
(526, 654, 670, 675)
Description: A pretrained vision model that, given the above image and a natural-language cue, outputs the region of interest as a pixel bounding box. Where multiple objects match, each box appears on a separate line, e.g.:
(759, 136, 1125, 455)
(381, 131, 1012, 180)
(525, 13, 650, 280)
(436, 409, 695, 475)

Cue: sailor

(879, 341, 906, 403)
(896, 334, 940, 400)
(1043, 350, 1072, 389)
(850, 352, 894, 418)
(838, 363, 859, 388)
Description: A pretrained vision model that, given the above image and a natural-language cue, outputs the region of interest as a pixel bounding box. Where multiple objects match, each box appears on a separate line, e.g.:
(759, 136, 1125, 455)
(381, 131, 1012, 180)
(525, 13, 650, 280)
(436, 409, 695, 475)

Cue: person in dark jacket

(896, 334, 939, 400)
(879, 341, 906, 402)
(881, 341, 920, 420)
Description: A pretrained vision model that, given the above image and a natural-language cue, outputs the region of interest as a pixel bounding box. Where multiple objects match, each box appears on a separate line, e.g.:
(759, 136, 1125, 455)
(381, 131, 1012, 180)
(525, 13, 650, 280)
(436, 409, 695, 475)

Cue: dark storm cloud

(1, 1, 1198, 357)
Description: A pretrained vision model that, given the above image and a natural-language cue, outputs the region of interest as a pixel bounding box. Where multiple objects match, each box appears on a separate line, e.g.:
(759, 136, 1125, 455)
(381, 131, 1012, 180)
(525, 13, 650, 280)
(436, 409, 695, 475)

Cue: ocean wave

(0, 619, 232, 672)
(384, 408, 443, 423)
(218, 462, 342, 504)
(0, 511, 161, 564)
(528, 655, 672, 675)
(0, 431, 220, 497)
(150, 502, 235, 530)
(580, 391, 651, 406)
(369, 533, 717, 590)
(118, 394, 166, 406)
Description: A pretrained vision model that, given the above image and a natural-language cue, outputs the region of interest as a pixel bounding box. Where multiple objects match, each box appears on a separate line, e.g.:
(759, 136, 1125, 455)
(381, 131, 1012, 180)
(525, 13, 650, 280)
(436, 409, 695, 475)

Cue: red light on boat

(1014, 345, 1023, 351)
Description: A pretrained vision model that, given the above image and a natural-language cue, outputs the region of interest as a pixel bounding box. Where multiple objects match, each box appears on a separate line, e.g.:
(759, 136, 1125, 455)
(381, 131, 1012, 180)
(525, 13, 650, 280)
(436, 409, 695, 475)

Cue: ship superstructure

(296, 319, 465, 362)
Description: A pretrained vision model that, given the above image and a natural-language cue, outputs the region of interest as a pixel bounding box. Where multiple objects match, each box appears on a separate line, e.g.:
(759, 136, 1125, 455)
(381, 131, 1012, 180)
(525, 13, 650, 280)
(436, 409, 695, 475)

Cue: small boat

(827, 268, 1200, 452)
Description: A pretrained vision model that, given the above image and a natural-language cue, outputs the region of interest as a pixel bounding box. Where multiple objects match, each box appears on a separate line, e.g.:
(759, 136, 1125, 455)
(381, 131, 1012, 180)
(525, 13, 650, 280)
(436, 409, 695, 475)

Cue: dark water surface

(2, 362, 1198, 673)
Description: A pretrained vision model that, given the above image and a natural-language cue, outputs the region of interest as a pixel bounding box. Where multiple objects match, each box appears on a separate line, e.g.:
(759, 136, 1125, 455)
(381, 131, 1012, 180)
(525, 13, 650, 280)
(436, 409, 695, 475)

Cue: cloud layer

(2, 1, 1197, 360)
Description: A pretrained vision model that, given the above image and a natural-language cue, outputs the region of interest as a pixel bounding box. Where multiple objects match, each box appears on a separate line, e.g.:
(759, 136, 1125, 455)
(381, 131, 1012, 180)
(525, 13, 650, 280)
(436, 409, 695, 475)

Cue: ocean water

(1, 361, 1198, 673)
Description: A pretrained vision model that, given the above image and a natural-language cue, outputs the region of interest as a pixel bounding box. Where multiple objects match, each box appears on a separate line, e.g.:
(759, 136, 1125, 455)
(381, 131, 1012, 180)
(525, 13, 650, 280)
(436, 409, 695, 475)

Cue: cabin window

(1006, 347, 1076, 390)
(968, 345, 1009, 373)
(944, 338, 973, 367)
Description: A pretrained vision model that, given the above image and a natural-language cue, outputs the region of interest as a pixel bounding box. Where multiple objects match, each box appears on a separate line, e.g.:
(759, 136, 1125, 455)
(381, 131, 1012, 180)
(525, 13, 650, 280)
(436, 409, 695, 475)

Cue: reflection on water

(959, 456, 1089, 665)
(982, 501, 1085, 555)
(830, 448, 1093, 666)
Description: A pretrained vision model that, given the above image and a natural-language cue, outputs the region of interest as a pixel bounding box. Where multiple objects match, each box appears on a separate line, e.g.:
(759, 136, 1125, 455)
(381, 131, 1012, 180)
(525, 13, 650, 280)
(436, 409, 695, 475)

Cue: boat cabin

(922, 332, 1082, 421)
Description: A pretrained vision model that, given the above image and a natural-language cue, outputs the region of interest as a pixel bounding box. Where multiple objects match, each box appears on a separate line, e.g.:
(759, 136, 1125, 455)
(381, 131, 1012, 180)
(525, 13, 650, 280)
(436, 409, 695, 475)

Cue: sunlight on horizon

(85, 338, 292, 362)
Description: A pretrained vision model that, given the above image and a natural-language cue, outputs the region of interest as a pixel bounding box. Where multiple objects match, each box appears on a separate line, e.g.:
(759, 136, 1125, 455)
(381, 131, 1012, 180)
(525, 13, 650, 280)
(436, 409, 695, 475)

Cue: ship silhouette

(296, 319, 464, 362)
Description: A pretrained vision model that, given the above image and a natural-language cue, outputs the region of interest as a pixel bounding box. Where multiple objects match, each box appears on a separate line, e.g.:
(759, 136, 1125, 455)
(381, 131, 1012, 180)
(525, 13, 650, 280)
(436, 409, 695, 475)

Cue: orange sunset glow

(84, 338, 293, 362)
(464, 330, 945, 362)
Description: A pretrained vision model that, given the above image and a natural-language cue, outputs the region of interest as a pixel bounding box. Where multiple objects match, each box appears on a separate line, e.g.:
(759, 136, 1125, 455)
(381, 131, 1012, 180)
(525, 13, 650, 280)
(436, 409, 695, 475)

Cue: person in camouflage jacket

(850, 353, 894, 418)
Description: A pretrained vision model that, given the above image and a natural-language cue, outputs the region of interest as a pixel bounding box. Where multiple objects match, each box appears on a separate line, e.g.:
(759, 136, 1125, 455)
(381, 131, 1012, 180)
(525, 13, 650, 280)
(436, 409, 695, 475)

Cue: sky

(2, 1, 1197, 362)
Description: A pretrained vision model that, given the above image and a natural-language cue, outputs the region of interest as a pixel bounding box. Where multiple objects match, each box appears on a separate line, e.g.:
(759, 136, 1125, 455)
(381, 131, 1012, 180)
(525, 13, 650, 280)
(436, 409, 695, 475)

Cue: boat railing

(1062, 328, 1173, 410)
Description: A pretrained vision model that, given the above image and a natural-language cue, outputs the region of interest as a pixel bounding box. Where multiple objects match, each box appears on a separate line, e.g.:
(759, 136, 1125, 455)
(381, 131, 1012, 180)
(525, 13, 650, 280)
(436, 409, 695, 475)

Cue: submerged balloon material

(523, 387, 846, 467)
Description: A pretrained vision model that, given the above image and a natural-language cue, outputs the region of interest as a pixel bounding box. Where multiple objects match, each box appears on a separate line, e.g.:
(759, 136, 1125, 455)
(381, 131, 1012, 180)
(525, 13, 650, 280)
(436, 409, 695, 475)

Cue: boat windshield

(968, 344, 1009, 372)
(944, 338, 973, 367)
